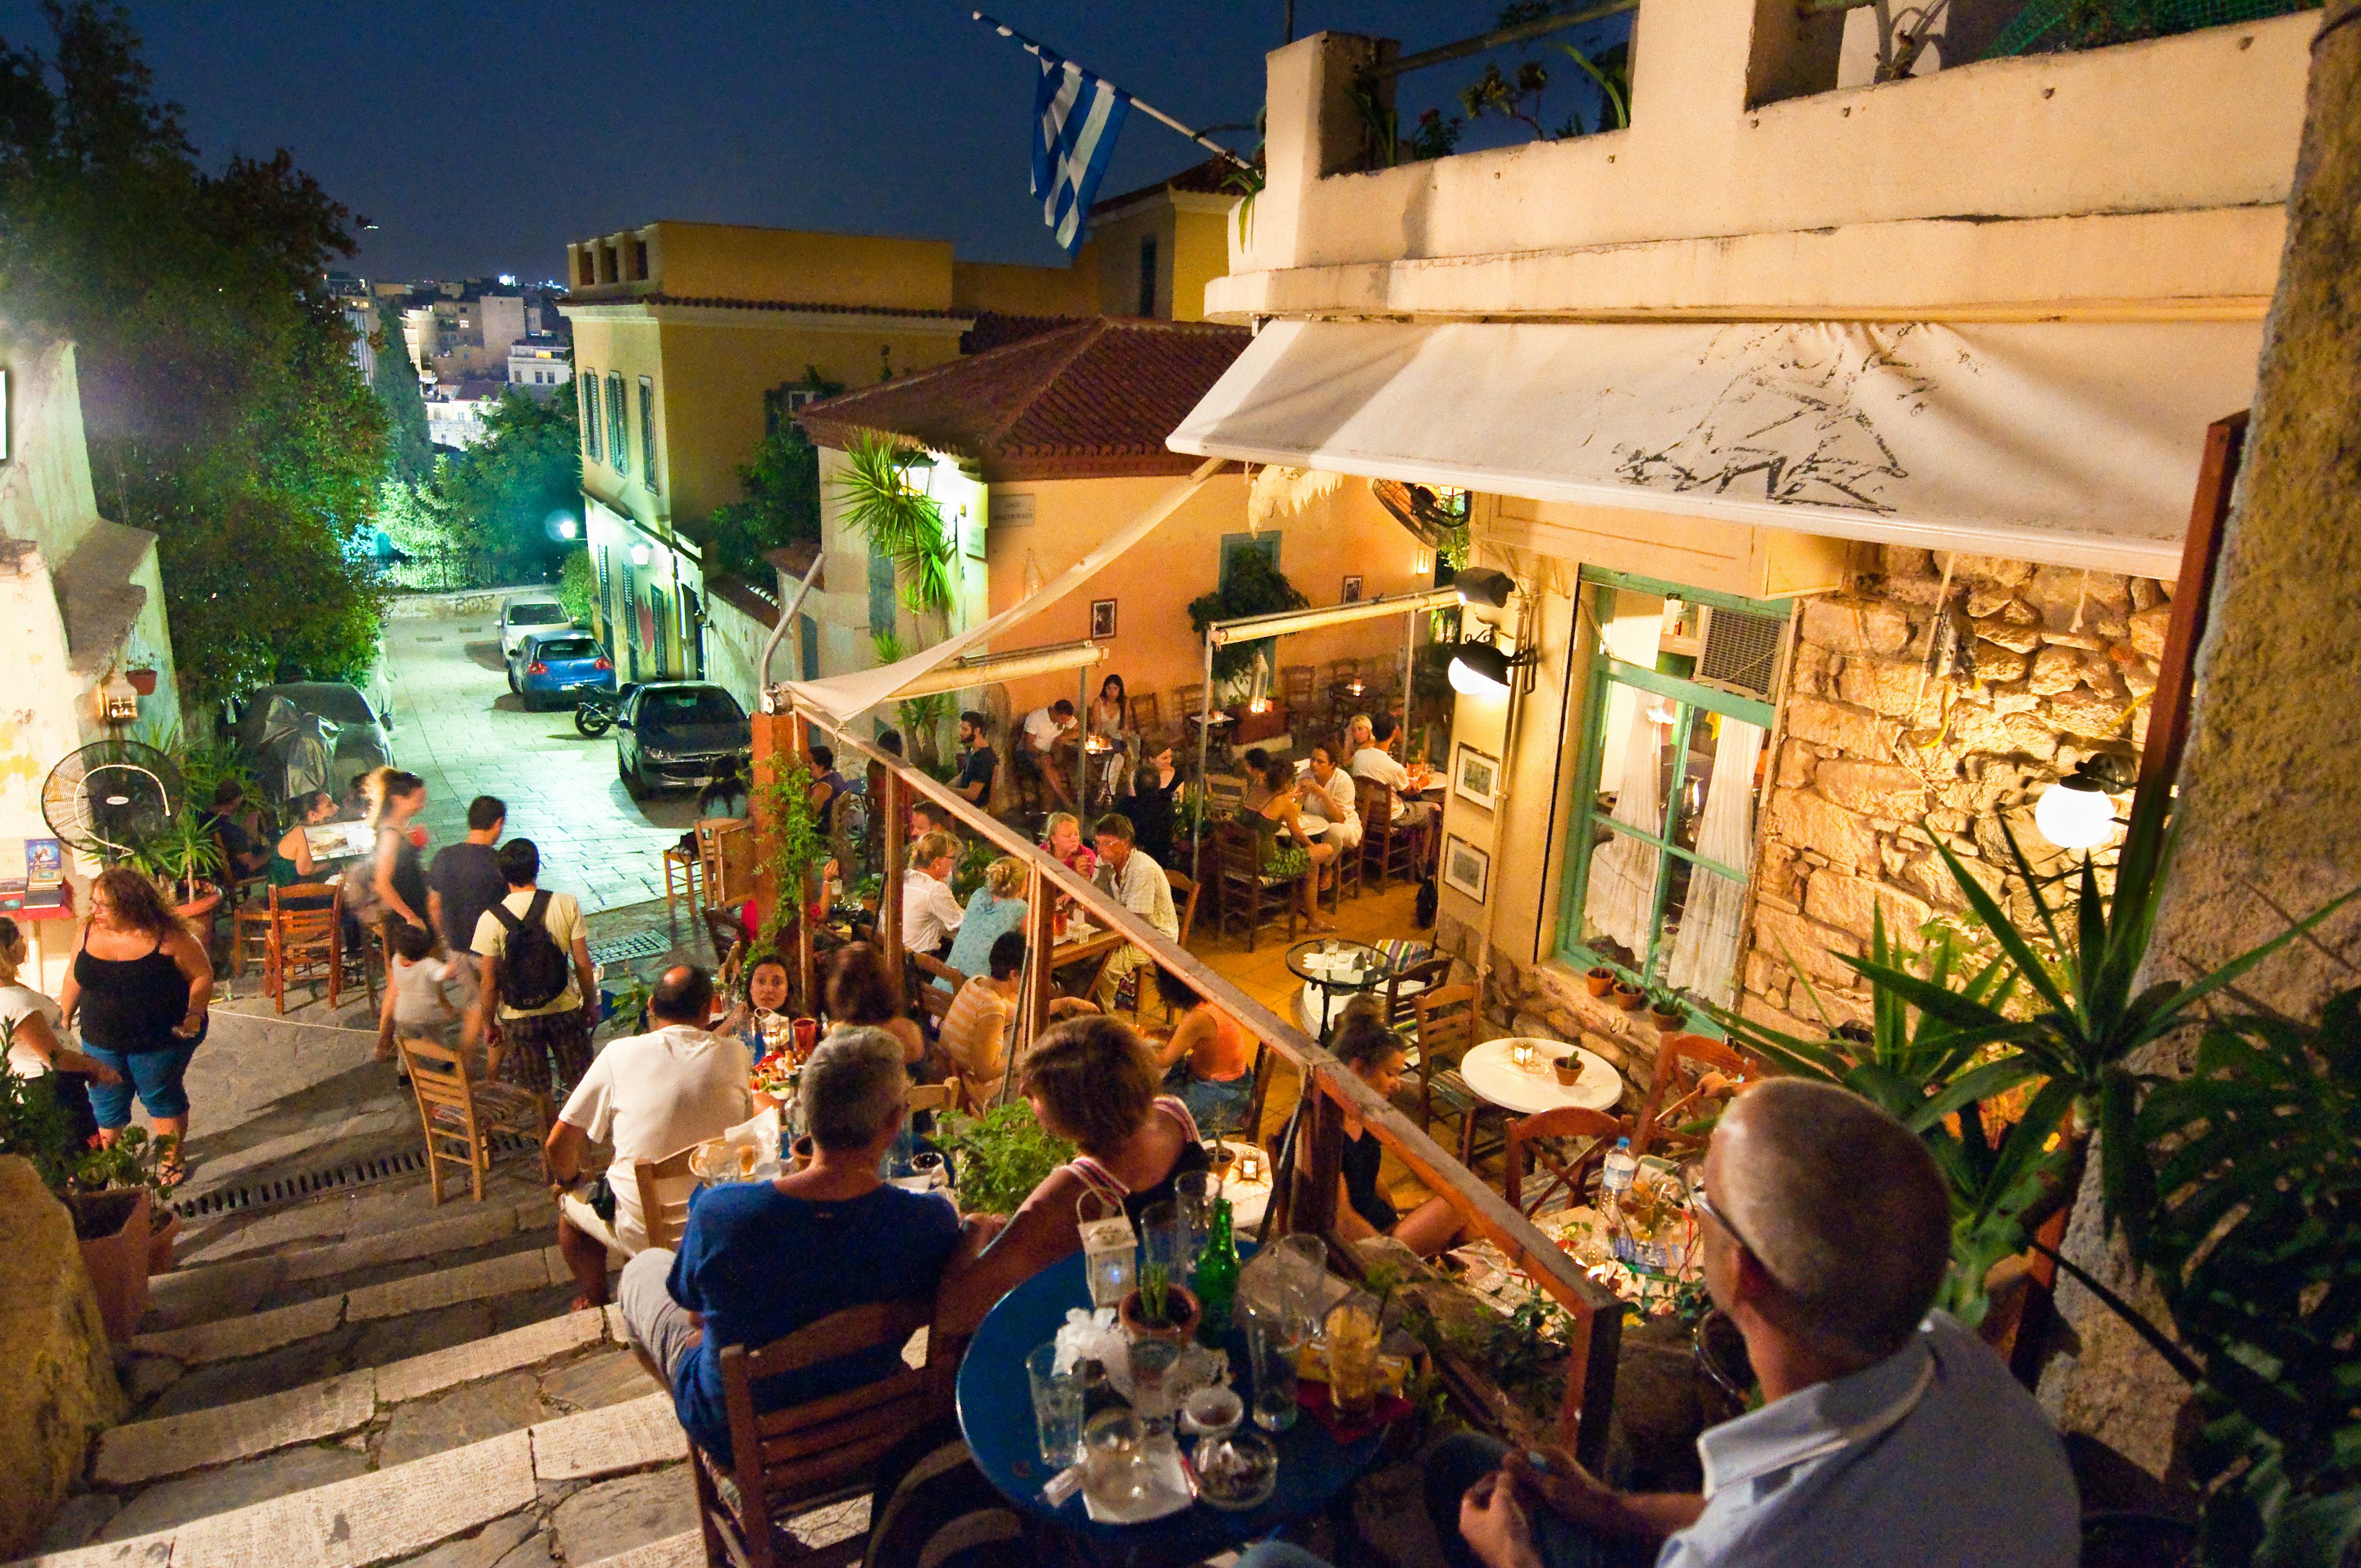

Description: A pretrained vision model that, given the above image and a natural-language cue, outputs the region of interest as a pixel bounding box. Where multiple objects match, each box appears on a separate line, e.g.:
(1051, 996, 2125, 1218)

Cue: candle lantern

(1078, 1199, 1139, 1310)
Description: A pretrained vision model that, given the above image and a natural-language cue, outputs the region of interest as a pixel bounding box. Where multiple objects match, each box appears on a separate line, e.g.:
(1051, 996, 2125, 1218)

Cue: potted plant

(1648, 988, 1686, 1030)
(1585, 966, 1616, 997)
(1612, 980, 1646, 1012)
(1121, 1262, 1201, 1344)
(125, 667, 159, 696)
(74, 1126, 183, 1280)
(133, 810, 228, 919)
(1, 1059, 178, 1338)
(943, 1103, 1075, 1217)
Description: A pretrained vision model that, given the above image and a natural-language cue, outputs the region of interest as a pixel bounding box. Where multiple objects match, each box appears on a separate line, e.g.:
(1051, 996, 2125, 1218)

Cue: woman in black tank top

(54, 868, 213, 1182)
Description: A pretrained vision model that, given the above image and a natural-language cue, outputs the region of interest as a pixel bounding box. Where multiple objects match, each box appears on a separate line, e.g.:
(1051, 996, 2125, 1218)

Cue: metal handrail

(760, 705, 1625, 1465)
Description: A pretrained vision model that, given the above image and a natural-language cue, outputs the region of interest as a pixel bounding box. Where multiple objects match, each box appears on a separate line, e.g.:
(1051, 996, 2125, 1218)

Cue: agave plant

(834, 433, 955, 623)
(1710, 914, 2060, 1324)
(130, 810, 229, 903)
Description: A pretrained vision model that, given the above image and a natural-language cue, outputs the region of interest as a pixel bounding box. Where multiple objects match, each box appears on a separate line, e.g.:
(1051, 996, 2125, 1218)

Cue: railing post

(1019, 865, 1054, 1080)
(880, 769, 908, 994)
(1289, 1072, 1343, 1241)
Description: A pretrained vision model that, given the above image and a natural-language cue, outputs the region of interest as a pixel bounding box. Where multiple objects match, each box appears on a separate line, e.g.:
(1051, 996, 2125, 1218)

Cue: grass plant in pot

(1647, 988, 1685, 1030)
(132, 810, 228, 921)
(1121, 1262, 1201, 1345)
(1612, 980, 1646, 1012)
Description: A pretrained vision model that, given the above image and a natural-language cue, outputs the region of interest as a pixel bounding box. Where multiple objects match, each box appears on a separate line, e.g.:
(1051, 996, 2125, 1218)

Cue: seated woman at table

(823, 943, 925, 1070)
(268, 790, 341, 887)
(617, 1028, 990, 1468)
(1148, 967, 1256, 1136)
(935, 1015, 1211, 1335)
(941, 856, 1027, 990)
(1327, 1014, 1471, 1260)
(1254, 758, 1339, 934)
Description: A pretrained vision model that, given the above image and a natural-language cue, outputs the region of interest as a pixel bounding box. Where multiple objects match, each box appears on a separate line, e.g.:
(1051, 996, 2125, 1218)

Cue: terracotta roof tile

(795, 317, 1249, 481)
(961, 312, 1091, 355)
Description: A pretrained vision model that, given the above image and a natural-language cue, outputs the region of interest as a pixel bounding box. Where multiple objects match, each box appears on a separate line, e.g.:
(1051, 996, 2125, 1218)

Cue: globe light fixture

(2034, 759, 2118, 850)
(1446, 641, 1515, 695)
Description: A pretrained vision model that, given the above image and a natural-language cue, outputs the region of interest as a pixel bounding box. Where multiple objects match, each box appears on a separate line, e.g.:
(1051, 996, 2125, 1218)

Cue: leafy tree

(376, 389, 580, 575)
(0, 1, 389, 706)
(556, 548, 596, 625)
(372, 299, 433, 484)
(706, 369, 840, 582)
(1188, 548, 1308, 679)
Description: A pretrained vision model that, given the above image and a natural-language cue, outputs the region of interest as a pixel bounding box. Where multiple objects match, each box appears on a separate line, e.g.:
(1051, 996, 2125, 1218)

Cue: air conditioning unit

(1695, 605, 1788, 700)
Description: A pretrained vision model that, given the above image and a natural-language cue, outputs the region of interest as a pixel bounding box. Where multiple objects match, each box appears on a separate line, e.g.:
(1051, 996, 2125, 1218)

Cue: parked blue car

(508, 628, 615, 710)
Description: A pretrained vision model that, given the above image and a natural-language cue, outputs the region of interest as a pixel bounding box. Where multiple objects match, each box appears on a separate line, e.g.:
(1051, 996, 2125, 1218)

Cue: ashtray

(1179, 1384, 1242, 1440)
(1193, 1429, 1278, 1511)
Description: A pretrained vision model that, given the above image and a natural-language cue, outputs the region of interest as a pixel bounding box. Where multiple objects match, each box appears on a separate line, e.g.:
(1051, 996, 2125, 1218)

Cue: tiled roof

(567, 291, 968, 321)
(1092, 156, 1244, 213)
(796, 317, 1250, 481)
(961, 311, 1090, 355)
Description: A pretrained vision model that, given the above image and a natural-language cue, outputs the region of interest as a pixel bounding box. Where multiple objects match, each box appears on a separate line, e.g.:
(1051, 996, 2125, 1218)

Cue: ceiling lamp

(1446, 641, 1526, 695)
(2034, 758, 2119, 850)
(1454, 567, 1516, 610)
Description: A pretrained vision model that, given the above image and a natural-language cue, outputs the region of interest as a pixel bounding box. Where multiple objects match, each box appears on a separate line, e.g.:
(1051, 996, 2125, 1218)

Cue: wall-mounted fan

(41, 740, 185, 861)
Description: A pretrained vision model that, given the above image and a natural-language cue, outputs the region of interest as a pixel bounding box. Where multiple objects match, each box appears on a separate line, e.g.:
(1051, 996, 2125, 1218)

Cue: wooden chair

(908, 953, 965, 1040)
(663, 842, 704, 917)
(1356, 778, 1430, 892)
(1505, 1106, 1632, 1218)
(1633, 1034, 1757, 1158)
(1128, 692, 1163, 735)
(1165, 868, 1201, 948)
(689, 1299, 948, 1568)
(905, 1082, 952, 1117)
(396, 1035, 547, 1204)
(1322, 825, 1364, 913)
(703, 904, 747, 973)
(1411, 984, 1501, 1167)
(1383, 953, 1454, 1032)
(1211, 818, 1300, 952)
(1173, 683, 1207, 725)
(231, 882, 277, 980)
(271, 884, 343, 1013)
(631, 1144, 701, 1251)
(1281, 664, 1316, 710)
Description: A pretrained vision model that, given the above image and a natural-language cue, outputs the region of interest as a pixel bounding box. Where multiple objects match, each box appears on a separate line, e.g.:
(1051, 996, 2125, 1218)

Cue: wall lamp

(1445, 640, 1533, 696)
(2033, 753, 2134, 851)
(1454, 567, 1516, 610)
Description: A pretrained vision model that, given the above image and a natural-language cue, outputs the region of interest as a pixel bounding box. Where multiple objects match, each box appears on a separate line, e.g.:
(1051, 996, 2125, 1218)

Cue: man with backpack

(469, 838, 598, 1101)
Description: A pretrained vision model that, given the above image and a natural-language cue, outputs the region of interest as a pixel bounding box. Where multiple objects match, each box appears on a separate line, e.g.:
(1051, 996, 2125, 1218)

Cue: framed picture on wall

(1091, 598, 1118, 639)
(1452, 743, 1500, 810)
(1342, 574, 1364, 603)
(1442, 836, 1491, 903)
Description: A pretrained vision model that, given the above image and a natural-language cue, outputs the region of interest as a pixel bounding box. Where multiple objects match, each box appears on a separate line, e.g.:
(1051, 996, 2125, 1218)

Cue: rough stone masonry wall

(1738, 545, 2175, 1035)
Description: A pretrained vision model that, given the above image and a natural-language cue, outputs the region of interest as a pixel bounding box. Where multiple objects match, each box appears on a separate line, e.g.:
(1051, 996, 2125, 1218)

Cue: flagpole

(971, 10, 1257, 177)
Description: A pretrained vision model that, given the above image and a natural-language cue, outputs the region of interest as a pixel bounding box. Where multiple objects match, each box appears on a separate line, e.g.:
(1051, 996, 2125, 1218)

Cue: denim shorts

(82, 1043, 199, 1125)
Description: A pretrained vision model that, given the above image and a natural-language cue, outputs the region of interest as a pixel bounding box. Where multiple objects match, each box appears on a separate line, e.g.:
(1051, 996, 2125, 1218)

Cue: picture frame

(1452, 743, 1500, 810)
(1441, 835, 1490, 903)
(1090, 598, 1118, 639)
(1341, 574, 1363, 603)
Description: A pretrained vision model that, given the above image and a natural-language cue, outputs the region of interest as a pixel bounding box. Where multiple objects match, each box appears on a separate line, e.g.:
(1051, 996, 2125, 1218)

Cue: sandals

(157, 1160, 189, 1192)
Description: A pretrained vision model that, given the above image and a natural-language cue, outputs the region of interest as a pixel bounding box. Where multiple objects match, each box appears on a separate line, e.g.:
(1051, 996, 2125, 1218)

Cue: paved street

(379, 606, 697, 914)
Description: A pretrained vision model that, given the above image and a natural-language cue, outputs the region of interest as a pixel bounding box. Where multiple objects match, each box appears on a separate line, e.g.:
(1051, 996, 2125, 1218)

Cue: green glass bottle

(1194, 1196, 1240, 1344)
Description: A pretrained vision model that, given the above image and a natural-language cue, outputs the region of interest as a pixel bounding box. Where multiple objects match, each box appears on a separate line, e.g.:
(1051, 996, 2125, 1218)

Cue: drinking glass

(1325, 1293, 1383, 1420)
(1126, 1337, 1181, 1430)
(1246, 1310, 1302, 1432)
(1083, 1408, 1150, 1508)
(1026, 1344, 1084, 1470)
(1140, 1200, 1190, 1289)
(1276, 1233, 1331, 1338)
(1174, 1171, 1214, 1270)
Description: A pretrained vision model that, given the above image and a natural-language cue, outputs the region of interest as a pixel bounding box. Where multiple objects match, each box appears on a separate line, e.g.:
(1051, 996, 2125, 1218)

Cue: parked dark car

(615, 682, 751, 798)
(234, 681, 395, 806)
(508, 628, 615, 710)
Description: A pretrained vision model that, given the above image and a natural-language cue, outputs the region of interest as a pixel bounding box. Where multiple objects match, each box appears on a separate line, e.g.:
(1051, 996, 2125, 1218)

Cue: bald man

(1245, 1080, 2079, 1568)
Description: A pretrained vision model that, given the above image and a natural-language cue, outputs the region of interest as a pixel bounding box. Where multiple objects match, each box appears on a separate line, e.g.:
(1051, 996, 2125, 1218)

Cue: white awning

(1168, 319, 2262, 576)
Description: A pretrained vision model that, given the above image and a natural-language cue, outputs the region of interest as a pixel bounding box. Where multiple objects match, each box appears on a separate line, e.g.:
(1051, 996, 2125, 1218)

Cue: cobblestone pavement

(380, 608, 697, 914)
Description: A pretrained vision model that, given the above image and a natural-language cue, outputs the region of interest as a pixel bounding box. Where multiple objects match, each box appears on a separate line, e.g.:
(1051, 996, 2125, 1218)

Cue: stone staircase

(15, 1171, 872, 1568)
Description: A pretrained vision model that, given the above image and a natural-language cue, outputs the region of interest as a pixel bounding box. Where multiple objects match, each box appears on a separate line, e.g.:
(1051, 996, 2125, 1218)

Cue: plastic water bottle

(1600, 1138, 1639, 1264)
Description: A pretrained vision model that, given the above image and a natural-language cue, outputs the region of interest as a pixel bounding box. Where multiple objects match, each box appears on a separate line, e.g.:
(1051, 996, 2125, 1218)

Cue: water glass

(1126, 1336, 1181, 1430)
(1140, 1200, 1191, 1288)
(1026, 1344, 1084, 1470)
(1326, 1293, 1383, 1421)
(1246, 1310, 1302, 1432)
(1174, 1171, 1214, 1267)
(1083, 1408, 1151, 1508)
(1276, 1233, 1331, 1338)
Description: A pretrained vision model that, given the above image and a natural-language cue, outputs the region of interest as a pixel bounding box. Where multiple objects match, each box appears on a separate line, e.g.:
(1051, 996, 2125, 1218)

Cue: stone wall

(0, 1155, 128, 1558)
(1738, 547, 2173, 1034)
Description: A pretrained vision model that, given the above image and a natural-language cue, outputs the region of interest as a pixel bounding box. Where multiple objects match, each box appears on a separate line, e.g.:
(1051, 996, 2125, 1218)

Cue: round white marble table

(1457, 1037, 1624, 1115)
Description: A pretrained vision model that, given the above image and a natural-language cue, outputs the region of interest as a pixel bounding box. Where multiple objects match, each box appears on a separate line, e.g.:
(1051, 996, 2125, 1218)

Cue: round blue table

(955, 1248, 1385, 1567)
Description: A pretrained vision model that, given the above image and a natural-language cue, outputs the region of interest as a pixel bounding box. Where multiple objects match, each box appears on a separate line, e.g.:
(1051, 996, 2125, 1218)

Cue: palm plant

(834, 433, 955, 624)
(871, 632, 953, 770)
(131, 810, 229, 903)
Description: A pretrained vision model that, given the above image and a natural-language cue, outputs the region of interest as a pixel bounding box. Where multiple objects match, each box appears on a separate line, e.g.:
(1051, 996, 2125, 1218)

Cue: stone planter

(1120, 1283, 1200, 1345)
(66, 1187, 151, 1342)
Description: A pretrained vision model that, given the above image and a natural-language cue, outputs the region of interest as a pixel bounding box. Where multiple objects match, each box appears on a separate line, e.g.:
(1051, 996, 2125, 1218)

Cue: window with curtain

(638, 375, 659, 493)
(580, 373, 601, 462)
(1559, 574, 1785, 1008)
(606, 371, 630, 478)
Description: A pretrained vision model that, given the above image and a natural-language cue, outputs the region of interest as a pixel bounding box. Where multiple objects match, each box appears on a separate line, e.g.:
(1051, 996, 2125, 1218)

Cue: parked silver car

(498, 592, 572, 657)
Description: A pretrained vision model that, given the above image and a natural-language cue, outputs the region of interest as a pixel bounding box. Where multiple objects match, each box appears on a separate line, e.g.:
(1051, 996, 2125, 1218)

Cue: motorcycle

(574, 689, 622, 738)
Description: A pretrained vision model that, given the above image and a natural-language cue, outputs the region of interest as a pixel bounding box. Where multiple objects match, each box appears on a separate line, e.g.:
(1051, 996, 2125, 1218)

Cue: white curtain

(1583, 703, 1664, 957)
(1663, 718, 1766, 1007)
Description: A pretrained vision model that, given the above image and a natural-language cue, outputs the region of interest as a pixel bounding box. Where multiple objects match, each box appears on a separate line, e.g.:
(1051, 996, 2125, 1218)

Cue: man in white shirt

(901, 830, 965, 957)
(1021, 699, 1079, 811)
(1090, 814, 1178, 1010)
(545, 965, 752, 1310)
(1305, 743, 1362, 851)
(1347, 713, 1435, 827)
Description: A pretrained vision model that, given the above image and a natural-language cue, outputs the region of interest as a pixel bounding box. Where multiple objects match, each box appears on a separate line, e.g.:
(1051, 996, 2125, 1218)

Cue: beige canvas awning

(1168, 319, 2264, 576)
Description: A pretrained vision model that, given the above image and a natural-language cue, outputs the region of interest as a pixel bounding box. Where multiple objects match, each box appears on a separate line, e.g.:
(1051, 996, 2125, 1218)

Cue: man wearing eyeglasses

(1243, 1079, 2079, 1568)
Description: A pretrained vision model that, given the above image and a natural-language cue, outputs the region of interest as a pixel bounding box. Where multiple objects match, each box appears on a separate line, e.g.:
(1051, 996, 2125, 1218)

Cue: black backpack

(490, 890, 571, 1011)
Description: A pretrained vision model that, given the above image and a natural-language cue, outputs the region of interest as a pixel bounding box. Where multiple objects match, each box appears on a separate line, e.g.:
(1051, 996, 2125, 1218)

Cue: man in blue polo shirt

(1244, 1079, 2079, 1568)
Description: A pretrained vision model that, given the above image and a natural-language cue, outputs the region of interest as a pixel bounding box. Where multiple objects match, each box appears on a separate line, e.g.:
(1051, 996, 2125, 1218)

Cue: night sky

(0, 1, 1621, 283)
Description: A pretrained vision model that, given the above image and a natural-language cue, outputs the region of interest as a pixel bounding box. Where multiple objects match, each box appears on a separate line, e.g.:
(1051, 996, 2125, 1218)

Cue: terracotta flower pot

(1612, 983, 1647, 1012)
(1553, 1059, 1582, 1087)
(146, 1205, 182, 1275)
(1584, 968, 1616, 997)
(1650, 1005, 1685, 1031)
(1120, 1283, 1201, 1345)
(172, 885, 222, 924)
(786, 1134, 815, 1172)
(125, 668, 159, 696)
(67, 1187, 152, 1342)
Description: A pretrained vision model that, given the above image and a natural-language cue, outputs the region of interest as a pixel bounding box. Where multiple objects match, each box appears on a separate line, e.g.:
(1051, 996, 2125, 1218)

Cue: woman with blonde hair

(1, 914, 121, 1147)
(941, 855, 1028, 990)
(53, 868, 213, 1184)
(935, 1015, 1210, 1334)
(360, 767, 432, 936)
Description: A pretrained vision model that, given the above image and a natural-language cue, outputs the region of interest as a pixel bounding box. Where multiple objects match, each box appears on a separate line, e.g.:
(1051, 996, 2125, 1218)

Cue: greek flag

(1030, 50, 1129, 253)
